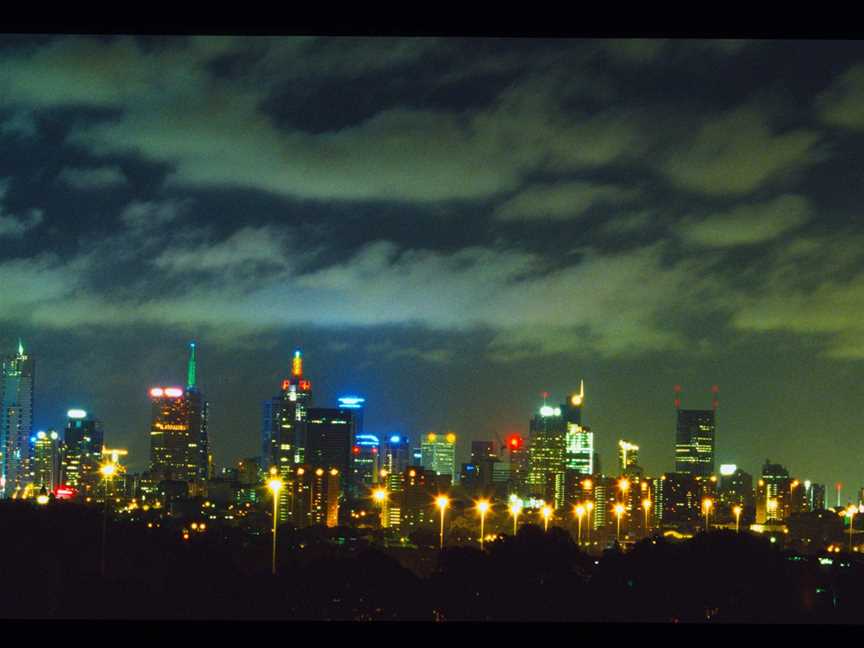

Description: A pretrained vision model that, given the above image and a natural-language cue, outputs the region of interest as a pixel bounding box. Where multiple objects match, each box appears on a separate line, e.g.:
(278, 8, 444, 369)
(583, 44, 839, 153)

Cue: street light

(509, 500, 522, 536)
(618, 478, 630, 501)
(574, 504, 586, 545)
(702, 498, 713, 533)
(585, 501, 594, 547)
(642, 498, 651, 535)
(541, 505, 553, 532)
(99, 462, 116, 578)
(614, 503, 625, 542)
(847, 506, 857, 553)
(476, 500, 491, 549)
(436, 495, 450, 550)
(733, 505, 743, 533)
(267, 476, 284, 575)
(373, 487, 389, 529)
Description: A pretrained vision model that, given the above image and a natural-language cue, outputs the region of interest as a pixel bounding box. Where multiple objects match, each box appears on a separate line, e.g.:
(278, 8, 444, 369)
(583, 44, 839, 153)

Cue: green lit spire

(187, 341, 197, 389)
(17, 338, 23, 356)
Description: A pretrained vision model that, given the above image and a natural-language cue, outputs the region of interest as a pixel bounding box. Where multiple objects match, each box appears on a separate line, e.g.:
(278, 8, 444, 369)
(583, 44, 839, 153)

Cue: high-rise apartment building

(61, 409, 104, 490)
(1, 340, 34, 497)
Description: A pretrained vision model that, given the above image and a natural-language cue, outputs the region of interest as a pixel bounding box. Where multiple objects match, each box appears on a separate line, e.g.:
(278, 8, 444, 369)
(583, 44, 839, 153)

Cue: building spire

(187, 341, 197, 389)
(17, 338, 24, 356)
(292, 349, 303, 377)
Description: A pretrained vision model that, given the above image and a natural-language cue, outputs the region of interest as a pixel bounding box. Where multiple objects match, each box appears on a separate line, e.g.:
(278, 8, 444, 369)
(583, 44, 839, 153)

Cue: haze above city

(1, 37, 863, 488)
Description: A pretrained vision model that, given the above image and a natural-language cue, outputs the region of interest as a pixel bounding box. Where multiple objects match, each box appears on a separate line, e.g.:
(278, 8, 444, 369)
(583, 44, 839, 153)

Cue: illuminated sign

(54, 486, 77, 500)
(338, 396, 366, 409)
(149, 387, 164, 398)
(154, 422, 189, 431)
(164, 387, 184, 398)
(67, 409, 87, 419)
(356, 434, 380, 447)
(719, 464, 737, 476)
(281, 379, 291, 391)
(427, 433, 437, 442)
(539, 406, 561, 417)
(299, 380, 311, 391)
(352, 446, 360, 455)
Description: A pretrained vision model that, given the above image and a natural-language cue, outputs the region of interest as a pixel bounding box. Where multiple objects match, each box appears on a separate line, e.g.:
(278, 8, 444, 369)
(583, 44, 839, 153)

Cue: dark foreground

(3, 502, 861, 622)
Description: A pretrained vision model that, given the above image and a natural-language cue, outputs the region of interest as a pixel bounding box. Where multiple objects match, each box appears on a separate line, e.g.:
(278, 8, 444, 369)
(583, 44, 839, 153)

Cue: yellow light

(575, 505, 585, 518)
(436, 495, 450, 510)
(329, 468, 339, 476)
(582, 479, 593, 490)
(642, 498, 651, 511)
(640, 481, 647, 491)
(269, 466, 277, 475)
(100, 463, 117, 478)
(446, 433, 456, 444)
(373, 488, 388, 503)
(297, 467, 305, 476)
(380, 469, 388, 478)
(267, 478, 284, 494)
(509, 501, 522, 515)
(199, 524, 206, 531)
(315, 468, 324, 476)
(571, 394, 583, 406)
(733, 505, 742, 516)
(702, 498, 713, 512)
(614, 504, 625, 517)
(427, 433, 437, 442)
(191, 523, 198, 530)
(586, 501, 594, 512)
(476, 499, 490, 515)
(36, 494, 49, 505)
(409, 469, 416, 478)
(541, 505, 552, 519)
(710, 475, 717, 482)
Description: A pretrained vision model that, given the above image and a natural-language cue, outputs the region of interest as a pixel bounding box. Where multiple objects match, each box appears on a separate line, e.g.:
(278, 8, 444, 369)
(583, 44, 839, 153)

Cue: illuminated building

(718, 465, 754, 520)
(420, 433, 457, 483)
(261, 348, 312, 471)
(382, 434, 411, 476)
(617, 440, 642, 477)
(350, 433, 380, 498)
(184, 342, 209, 484)
(564, 382, 594, 476)
(675, 409, 716, 477)
(148, 386, 196, 485)
(399, 466, 437, 531)
(289, 465, 341, 527)
(305, 405, 356, 496)
(527, 403, 566, 508)
(756, 459, 792, 523)
(659, 472, 703, 530)
(1, 340, 33, 497)
(31, 430, 61, 491)
(467, 440, 499, 492)
(807, 482, 826, 511)
(97, 447, 128, 503)
(505, 433, 528, 493)
(61, 409, 103, 490)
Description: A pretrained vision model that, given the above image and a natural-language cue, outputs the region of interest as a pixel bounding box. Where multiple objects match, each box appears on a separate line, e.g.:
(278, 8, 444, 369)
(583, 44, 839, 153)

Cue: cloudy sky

(1, 36, 863, 493)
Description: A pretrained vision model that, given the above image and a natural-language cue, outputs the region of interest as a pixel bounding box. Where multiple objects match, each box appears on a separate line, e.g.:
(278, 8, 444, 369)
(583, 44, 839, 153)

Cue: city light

(541, 505, 553, 532)
(436, 496, 450, 549)
(575, 504, 585, 545)
(702, 498, 713, 533)
(642, 498, 651, 534)
(36, 494, 49, 505)
(509, 499, 523, 535)
(268, 477, 283, 576)
(733, 505, 743, 533)
(614, 503, 625, 541)
(719, 464, 737, 476)
(66, 409, 87, 419)
(476, 500, 491, 549)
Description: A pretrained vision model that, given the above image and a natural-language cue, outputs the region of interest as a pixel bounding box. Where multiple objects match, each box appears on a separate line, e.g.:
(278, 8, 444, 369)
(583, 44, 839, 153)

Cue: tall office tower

(807, 482, 826, 511)
(351, 434, 380, 498)
(590, 476, 618, 531)
(262, 349, 312, 472)
(756, 459, 792, 523)
(61, 409, 104, 490)
(1, 340, 34, 497)
(184, 342, 209, 484)
(675, 406, 716, 477)
(527, 402, 567, 507)
(420, 433, 457, 483)
(148, 386, 198, 485)
(563, 382, 594, 477)
(718, 464, 754, 512)
(382, 434, 411, 477)
(31, 430, 61, 491)
(504, 433, 528, 494)
(469, 440, 499, 491)
(305, 406, 356, 494)
(618, 440, 642, 477)
(659, 472, 703, 529)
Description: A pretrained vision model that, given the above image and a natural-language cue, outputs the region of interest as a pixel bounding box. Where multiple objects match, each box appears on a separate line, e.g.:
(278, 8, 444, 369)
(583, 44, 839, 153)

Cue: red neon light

(506, 434, 524, 450)
(371, 447, 378, 454)
(282, 379, 291, 390)
(299, 380, 311, 391)
(54, 485, 77, 500)
(352, 446, 360, 455)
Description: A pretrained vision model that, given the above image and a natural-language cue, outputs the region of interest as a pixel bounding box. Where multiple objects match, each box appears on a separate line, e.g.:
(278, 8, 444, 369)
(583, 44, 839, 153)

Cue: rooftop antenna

(187, 341, 197, 389)
(674, 385, 682, 410)
(711, 385, 719, 411)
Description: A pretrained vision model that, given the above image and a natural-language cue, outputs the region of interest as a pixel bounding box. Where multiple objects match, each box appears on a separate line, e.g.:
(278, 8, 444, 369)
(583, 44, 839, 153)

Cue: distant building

(718, 466, 754, 522)
(351, 433, 380, 499)
(564, 383, 593, 476)
(184, 342, 209, 484)
(659, 472, 703, 529)
(756, 459, 791, 523)
(382, 434, 411, 477)
(148, 386, 197, 484)
(1, 340, 34, 497)
(504, 434, 528, 494)
(527, 404, 567, 507)
(31, 430, 61, 491)
(399, 466, 438, 531)
(305, 406, 356, 495)
(618, 440, 642, 477)
(420, 433, 457, 483)
(61, 409, 103, 491)
(675, 409, 716, 477)
(807, 482, 826, 511)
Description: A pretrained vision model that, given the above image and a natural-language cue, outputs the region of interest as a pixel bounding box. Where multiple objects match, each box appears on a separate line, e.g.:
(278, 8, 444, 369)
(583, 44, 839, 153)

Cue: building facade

(675, 409, 716, 477)
(1, 340, 34, 497)
(420, 433, 457, 483)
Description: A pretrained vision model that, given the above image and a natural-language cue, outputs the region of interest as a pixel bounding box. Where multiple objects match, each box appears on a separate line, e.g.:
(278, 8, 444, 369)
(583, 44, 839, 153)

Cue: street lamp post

(585, 501, 594, 547)
(642, 498, 651, 536)
(509, 501, 522, 536)
(733, 505, 742, 533)
(99, 463, 116, 578)
(702, 498, 713, 533)
(436, 496, 450, 550)
(267, 475, 284, 576)
(847, 506, 856, 553)
(614, 503, 625, 542)
(541, 505, 553, 532)
(476, 500, 490, 549)
(575, 505, 585, 546)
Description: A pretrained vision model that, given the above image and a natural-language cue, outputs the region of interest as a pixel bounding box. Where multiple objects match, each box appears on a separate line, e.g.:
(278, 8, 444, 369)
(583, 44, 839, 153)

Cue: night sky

(1, 36, 863, 492)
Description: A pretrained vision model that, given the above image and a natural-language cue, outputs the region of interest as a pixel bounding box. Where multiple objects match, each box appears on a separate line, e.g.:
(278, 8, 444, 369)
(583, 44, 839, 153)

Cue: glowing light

(575, 505, 585, 518)
(582, 479, 593, 490)
(642, 498, 651, 511)
(315, 468, 324, 476)
(292, 349, 303, 376)
(719, 464, 737, 476)
(476, 500, 491, 515)
(702, 498, 713, 512)
(36, 494, 49, 505)
(539, 406, 555, 417)
(446, 433, 456, 444)
(733, 505, 743, 516)
(435, 495, 450, 510)
(509, 501, 523, 515)
(389, 435, 401, 444)
(570, 394, 583, 406)
(164, 387, 184, 398)
(267, 478, 283, 493)
(427, 433, 437, 442)
(50, 431, 58, 440)
(330, 468, 339, 476)
(506, 434, 524, 450)
(409, 470, 416, 477)
(100, 463, 117, 478)
(338, 396, 365, 409)
(373, 488, 387, 503)
(618, 478, 630, 493)
(67, 409, 87, 419)
(36, 431, 46, 440)
(614, 504, 625, 516)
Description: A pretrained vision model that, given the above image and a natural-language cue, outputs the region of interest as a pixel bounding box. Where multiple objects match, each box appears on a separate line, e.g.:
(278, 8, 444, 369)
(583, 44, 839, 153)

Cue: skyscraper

(564, 383, 593, 476)
(528, 402, 567, 508)
(382, 434, 411, 477)
(31, 429, 61, 491)
(148, 386, 197, 485)
(618, 440, 642, 477)
(184, 342, 209, 483)
(675, 409, 716, 477)
(61, 409, 103, 490)
(1, 340, 34, 497)
(305, 405, 356, 495)
(351, 434, 380, 497)
(262, 349, 312, 471)
(420, 433, 457, 483)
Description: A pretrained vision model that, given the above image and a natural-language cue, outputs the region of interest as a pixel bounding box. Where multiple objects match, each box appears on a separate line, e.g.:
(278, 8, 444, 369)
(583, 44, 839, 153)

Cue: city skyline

(1, 37, 864, 497)
(4, 337, 855, 496)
